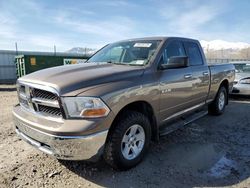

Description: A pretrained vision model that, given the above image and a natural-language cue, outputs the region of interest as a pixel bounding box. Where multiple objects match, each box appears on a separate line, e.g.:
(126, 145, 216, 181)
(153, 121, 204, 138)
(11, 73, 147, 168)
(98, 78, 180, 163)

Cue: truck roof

(117, 36, 199, 43)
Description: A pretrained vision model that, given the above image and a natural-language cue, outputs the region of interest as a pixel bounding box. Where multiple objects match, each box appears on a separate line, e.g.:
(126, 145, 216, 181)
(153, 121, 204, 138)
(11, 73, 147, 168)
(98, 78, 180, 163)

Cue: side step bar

(159, 110, 208, 136)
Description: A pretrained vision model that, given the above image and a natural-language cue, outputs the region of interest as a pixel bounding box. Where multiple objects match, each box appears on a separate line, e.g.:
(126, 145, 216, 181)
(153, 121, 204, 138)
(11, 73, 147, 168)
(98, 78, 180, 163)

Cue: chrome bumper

(13, 107, 109, 161)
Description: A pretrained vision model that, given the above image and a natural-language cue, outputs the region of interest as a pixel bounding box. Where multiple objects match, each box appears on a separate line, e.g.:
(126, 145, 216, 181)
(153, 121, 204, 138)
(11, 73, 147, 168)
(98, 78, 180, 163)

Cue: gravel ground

(1, 84, 250, 188)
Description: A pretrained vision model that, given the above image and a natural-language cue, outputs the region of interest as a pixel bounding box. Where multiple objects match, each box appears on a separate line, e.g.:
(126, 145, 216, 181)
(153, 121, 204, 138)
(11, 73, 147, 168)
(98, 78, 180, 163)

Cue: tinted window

(164, 41, 185, 64)
(185, 42, 203, 66)
(88, 40, 161, 66)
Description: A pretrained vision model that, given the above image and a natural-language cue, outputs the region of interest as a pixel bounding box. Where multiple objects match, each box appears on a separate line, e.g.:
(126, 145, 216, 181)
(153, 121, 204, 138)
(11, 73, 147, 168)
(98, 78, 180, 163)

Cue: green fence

(15, 55, 88, 78)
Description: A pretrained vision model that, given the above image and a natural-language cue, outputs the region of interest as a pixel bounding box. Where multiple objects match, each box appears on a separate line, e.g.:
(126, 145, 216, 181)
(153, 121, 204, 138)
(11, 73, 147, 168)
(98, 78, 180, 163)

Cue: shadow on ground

(0, 84, 16, 92)
(60, 97, 250, 187)
(0, 88, 16, 92)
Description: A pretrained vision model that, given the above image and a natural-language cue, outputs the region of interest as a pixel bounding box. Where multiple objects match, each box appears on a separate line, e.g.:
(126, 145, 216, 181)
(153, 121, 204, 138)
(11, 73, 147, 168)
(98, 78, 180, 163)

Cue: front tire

(103, 111, 151, 170)
(208, 86, 227, 115)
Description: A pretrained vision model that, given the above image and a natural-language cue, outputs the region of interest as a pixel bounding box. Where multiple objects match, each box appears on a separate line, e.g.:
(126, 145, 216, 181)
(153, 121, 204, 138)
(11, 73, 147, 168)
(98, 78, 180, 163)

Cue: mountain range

(200, 40, 250, 51)
(66, 40, 250, 59)
(66, 47, 96, 55)
(200, 40, 250, 59)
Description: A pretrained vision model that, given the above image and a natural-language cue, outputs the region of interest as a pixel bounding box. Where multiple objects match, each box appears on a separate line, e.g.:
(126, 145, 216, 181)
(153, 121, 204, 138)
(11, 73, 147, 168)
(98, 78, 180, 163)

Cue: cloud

(154, 0, 250, 42)
(0, 1, 75, 51)
(54, 13, 140, 41)
(176, 6, 220, 33)
(1, 0, 250, 51)
(0, 0, 141, 51)
(94, 0, 136, 7)
(0, 9, 18, 39)
(159, 3, 222, 34)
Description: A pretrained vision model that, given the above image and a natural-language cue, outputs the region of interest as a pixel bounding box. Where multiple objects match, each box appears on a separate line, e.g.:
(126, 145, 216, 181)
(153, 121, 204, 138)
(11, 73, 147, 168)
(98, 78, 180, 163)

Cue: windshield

(88, 40, 161, 66)
(234, 63, 250, 73)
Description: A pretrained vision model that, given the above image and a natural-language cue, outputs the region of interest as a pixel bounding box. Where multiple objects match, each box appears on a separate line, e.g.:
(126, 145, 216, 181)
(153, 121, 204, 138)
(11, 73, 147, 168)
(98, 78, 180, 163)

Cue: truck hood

(19, 63, 145, 95)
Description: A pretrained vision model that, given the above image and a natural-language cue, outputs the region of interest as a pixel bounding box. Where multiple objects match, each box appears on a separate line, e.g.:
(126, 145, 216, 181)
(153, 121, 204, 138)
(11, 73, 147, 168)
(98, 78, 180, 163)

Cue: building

(0, 50, 89, 84)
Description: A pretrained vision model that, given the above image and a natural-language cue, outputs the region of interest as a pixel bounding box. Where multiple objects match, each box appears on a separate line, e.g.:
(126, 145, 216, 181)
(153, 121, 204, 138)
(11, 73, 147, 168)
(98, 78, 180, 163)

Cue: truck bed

(207, 63, 235, 102)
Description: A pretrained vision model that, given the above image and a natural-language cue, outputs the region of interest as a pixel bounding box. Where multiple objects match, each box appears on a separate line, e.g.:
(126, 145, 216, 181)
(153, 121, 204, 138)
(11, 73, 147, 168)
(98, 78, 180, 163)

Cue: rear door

(183, 41, 210, 106)
(159, 40, 194, 122)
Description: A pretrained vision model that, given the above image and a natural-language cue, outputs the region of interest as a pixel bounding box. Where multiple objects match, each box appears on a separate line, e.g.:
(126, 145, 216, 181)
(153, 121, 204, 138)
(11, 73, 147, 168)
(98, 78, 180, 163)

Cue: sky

(1, 0, 250, 52)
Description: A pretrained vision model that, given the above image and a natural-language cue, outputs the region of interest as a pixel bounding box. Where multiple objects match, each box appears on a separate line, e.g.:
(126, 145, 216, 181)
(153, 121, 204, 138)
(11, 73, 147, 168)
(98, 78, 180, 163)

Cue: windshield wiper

(106, 61, 144, 66)
(106, 61, 126, 65)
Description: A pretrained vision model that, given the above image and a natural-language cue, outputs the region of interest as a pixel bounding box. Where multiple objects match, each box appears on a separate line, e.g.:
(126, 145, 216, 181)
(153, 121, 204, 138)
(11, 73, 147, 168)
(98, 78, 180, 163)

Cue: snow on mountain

(66, 47, 96, 55)
(66, 40, 250, 53)
(200, 40, 250, 51)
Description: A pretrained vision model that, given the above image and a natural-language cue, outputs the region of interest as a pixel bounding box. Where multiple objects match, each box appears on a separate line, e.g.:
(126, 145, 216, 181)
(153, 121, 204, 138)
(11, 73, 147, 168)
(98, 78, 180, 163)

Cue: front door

(159, 40, 194, 122)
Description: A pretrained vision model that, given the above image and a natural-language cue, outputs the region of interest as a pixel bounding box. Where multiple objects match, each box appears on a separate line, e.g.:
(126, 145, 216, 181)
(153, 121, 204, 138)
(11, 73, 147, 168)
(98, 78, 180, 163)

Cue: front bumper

(13, 105, 111, 161)
(231, 83, 250, 96)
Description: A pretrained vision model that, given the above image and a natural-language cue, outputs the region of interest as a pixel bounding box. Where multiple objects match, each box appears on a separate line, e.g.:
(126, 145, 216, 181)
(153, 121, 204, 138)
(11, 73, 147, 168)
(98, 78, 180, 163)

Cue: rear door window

(184, 42, 203, 66)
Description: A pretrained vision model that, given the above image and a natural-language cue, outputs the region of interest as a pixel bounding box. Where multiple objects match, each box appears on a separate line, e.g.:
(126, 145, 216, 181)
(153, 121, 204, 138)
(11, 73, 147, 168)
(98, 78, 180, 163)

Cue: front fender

(79, 80, 160, 123)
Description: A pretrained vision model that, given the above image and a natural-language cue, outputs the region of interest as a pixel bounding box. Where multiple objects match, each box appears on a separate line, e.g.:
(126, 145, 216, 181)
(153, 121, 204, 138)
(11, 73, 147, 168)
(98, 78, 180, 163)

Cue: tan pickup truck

(13, 37, 235, 170)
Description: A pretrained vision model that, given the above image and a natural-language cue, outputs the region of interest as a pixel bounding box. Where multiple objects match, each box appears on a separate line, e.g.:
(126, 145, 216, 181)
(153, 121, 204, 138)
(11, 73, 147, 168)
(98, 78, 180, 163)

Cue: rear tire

(103, 111, 151, 170)
(208, 86, 227, 115)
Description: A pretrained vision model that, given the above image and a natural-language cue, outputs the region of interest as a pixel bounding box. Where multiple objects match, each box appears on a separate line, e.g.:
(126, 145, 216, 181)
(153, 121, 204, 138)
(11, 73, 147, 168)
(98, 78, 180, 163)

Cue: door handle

(184, 74, 192, 79)
(203, 71, 209, 76)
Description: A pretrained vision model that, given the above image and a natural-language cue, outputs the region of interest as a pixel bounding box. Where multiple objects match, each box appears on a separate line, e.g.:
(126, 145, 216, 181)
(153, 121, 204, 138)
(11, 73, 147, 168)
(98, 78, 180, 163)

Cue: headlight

(239, 78, 250, 84)
(62, 97, 110, 118)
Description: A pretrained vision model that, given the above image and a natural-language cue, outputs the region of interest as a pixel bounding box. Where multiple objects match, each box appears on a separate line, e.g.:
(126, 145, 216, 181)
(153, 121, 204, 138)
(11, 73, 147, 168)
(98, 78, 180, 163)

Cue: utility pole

(207, 44, 209, 53)
(247, 48, 250, 60)
(54, 45, 56, 56)
(15, 42, 18, 55)
(221, 48, 224, 59)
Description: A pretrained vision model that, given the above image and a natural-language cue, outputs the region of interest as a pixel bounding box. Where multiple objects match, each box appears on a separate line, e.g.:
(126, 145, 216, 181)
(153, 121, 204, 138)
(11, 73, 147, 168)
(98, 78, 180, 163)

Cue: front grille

(38, 105, 62, 116)
(18, 83, 63, 118)
(33, 88, 58, 100)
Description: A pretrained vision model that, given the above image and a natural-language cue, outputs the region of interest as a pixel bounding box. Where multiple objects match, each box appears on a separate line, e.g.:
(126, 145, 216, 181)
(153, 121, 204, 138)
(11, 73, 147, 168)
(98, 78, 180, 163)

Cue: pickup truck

(13, 37, 235, 170)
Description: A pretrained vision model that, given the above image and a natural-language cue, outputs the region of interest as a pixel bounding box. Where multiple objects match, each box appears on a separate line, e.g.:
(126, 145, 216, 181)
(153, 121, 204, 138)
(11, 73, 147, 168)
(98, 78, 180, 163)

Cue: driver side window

(164, 41, 185, 64)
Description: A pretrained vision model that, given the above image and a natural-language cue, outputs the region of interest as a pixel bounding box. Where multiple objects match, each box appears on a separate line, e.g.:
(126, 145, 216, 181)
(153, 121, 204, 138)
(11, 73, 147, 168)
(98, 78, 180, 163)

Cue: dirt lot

(1, 85, 250, 188)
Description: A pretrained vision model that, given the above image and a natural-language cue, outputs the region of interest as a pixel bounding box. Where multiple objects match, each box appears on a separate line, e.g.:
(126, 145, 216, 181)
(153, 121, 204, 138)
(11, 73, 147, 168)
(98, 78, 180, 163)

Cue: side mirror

(159, 56, 189, 69)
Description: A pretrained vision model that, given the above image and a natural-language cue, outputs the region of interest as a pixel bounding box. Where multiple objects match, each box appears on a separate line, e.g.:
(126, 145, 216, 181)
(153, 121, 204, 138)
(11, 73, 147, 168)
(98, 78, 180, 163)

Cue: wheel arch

(219, 79, 229, 104)
(107, 101, 159, 142)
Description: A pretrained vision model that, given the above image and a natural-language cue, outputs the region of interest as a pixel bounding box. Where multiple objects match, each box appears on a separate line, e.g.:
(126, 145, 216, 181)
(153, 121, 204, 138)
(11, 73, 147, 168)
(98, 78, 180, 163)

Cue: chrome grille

(18, 83, 62, 118)
(33, 88, 58, 100)
(38, 105, 62, 116)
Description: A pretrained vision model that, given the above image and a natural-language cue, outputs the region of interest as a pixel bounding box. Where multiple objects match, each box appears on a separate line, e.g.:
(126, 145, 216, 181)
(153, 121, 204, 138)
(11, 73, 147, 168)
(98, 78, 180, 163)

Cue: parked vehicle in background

(231, 62, 250, 95)
(13, 37, 235, 170)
